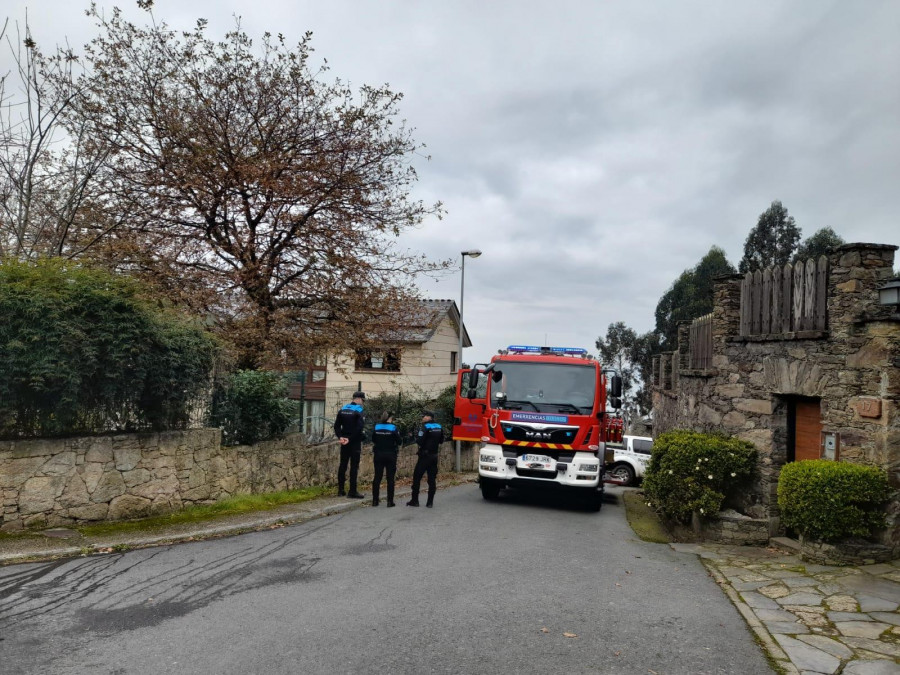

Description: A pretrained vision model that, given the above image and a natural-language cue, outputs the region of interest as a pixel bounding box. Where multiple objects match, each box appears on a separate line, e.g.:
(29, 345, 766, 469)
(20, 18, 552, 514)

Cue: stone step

(769, 536, 801, 553)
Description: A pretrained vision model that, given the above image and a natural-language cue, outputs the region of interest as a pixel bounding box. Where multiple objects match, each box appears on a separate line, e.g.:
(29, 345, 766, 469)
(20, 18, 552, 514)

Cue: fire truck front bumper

(477, 444, 601, 489)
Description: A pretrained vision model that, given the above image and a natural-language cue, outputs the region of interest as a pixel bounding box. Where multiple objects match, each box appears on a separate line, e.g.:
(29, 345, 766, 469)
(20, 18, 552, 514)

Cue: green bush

(209, 370, 294, 445)
(642, 430, 757, 524)
(0, 258, 218, 437)
(777, 460, 890, 543)
(361, 384, 456, 443)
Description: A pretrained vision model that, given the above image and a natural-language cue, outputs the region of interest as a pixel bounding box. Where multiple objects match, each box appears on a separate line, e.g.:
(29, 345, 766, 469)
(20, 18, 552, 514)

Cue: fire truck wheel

(607, 463, 635, 487)
(480, 480, 501, 501)
(585, 490, 602, 512)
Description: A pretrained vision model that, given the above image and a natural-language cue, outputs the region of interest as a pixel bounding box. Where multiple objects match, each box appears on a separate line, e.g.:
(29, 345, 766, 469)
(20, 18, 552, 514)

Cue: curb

(702, 558, 799, 675)
(0, 476, 478, 566)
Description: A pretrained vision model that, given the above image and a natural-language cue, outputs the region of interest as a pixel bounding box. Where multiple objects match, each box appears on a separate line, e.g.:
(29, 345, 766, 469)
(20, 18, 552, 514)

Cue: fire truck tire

(583, 490, 602, 512)
(480, 479, 501, 500)
(607, 462, 635, 487)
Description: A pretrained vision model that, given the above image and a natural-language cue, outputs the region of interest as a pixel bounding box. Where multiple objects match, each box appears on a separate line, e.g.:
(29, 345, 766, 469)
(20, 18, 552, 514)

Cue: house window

(355, 348, 401, 372)
(451, 351, 458, 373)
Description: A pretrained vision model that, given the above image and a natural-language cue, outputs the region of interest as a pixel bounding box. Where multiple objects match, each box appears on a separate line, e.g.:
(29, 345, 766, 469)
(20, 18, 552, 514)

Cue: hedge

(777, 460, 890, 542)
(208, 370, 295, 446)
(0, 258, 219, 437)
(642, 430, 757, 524)
(361, 384, 456, 443)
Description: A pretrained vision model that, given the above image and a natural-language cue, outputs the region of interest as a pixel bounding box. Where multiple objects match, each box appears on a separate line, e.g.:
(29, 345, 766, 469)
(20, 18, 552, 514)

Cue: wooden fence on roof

(689, 313, 713, 369)
(739, 256, 828, 337)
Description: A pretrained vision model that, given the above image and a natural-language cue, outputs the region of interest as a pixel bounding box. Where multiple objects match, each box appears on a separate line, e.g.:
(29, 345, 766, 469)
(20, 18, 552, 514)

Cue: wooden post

(751, 270, 762, 335)
(815, 255, 828, 330)
(771, 265, 783, 334)
(803, 258, 816, 330)
(740, 273, 751, 336)
(792, 263, 804, 332)
(782, 263, 793, 333)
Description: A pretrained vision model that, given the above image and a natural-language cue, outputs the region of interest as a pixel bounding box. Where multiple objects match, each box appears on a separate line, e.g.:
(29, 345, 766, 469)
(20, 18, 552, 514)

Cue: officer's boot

(426, 493, 434, 508)
(337, 483, 346, 497)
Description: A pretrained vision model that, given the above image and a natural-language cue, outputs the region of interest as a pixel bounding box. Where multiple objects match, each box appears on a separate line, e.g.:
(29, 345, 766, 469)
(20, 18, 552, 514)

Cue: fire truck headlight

(580, 463, 599, 473)
(480, 454, 497, 463)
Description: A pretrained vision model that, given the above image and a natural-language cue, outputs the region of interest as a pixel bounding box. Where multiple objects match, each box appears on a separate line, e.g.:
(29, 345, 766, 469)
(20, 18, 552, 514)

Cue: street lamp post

(456, 249, 482, 472)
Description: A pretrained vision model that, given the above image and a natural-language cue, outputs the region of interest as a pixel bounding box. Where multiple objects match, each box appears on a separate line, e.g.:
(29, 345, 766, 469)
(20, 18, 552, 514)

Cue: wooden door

(794, 399, 822, 461)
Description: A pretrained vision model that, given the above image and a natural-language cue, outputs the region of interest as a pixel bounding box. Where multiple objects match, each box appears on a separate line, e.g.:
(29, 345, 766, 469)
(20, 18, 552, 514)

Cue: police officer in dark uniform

(333, 391, 366, 499)
(406, 410, 444, 508)
(371, 411, 402, 507)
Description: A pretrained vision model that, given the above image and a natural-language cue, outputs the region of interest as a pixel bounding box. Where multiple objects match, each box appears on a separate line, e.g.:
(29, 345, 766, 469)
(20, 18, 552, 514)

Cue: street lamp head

(461, 249, 482, 259)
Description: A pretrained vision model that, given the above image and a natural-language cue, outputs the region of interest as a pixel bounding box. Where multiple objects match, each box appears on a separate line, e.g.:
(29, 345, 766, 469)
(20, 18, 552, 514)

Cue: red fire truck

(453, 345, 623, 511)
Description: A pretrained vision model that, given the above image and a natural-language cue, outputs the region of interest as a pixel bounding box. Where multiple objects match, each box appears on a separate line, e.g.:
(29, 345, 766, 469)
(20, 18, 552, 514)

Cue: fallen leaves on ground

(563, 632, 578, 638)
(540, 627, 549, 633)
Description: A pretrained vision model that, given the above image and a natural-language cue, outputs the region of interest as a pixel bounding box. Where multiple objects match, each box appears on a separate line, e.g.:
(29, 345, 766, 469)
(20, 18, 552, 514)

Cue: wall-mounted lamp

(877, 278, 900, 319)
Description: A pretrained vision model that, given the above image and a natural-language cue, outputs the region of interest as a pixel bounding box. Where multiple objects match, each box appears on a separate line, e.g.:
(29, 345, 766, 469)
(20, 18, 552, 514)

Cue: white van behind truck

(604, 435, 653, 486)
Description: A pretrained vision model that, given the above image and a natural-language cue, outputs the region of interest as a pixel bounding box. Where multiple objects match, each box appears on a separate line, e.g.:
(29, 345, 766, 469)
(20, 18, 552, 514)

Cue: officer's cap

(352, 391, 366, 400)
(422, 409, 435, 418)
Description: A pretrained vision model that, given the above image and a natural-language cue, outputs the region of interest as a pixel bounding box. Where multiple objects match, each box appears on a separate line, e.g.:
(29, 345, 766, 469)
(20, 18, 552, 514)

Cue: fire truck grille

(500, 424, 578, 445)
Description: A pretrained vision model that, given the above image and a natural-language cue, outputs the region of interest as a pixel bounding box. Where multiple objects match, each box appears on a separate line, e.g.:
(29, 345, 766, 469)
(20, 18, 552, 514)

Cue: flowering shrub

(642, 430, 757, 524)
(777, 460, 889, 543)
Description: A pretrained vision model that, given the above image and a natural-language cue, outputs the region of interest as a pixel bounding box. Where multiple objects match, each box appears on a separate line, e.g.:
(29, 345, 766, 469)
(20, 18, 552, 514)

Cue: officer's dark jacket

(333, 403, 365, 442)
(372, 423, 402, 456)
(416, 422, 443, 455)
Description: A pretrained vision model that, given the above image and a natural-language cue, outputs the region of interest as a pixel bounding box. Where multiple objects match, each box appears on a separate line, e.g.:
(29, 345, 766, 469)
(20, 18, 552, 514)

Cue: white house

(324, 299, 472, 409)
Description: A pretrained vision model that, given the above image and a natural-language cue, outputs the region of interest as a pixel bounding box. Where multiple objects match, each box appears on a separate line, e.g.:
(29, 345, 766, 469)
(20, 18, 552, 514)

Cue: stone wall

(652, 242, 900, 548)
(0, 430, 475, 532)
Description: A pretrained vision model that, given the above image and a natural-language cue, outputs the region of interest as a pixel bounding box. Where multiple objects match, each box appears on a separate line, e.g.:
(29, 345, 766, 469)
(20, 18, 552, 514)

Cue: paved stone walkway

(673, 542, 900, 674)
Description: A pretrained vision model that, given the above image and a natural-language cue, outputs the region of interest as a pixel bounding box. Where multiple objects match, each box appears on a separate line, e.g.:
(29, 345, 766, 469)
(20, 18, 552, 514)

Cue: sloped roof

(382, 299, 472, 347)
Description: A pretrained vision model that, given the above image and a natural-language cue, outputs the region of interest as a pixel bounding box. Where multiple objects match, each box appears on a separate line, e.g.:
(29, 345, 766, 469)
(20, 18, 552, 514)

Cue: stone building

(652, 242, 900, 551)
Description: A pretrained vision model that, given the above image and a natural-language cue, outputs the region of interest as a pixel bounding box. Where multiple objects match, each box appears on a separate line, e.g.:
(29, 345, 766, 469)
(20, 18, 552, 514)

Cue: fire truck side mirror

(491, 369, 503, 383)
(467, 388, 477, 399)
(467, 369, 479, 390)
(609, 396, 622, 410)
(611, 375, 623, 398)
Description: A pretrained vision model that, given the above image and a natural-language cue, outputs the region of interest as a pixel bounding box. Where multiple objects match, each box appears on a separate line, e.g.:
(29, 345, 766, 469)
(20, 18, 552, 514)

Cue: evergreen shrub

(777, 460, 889, 542)
(0, 258, 218, 437)
(361, 384, 456, 443)
(209, 370, 294, 445)
(642, 430, 757, 524)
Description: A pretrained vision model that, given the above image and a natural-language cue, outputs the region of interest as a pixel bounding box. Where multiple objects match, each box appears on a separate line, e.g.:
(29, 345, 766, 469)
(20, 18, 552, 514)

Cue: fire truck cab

(454, 345, 623, 511)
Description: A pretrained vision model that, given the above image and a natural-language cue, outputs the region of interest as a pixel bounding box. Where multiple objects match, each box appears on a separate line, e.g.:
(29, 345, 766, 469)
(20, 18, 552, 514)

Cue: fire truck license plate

(521, 454, 553, 466)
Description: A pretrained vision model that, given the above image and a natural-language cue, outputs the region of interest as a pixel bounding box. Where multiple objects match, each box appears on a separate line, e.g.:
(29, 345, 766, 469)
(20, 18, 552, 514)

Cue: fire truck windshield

(490, 362, 596, 413)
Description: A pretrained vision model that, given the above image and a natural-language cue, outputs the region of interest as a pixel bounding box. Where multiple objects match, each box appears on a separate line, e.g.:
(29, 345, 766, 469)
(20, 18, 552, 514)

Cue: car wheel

(480, 479, 501, 500)
(608, 462, 636, 486)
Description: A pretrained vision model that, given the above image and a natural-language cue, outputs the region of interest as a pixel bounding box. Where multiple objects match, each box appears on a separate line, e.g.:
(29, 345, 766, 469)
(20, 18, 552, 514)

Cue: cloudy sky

(4, 1, 899, 364)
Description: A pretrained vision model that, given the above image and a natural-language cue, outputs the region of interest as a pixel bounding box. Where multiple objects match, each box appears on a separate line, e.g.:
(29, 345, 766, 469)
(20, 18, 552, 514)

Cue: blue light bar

(507, 345, 587, 355)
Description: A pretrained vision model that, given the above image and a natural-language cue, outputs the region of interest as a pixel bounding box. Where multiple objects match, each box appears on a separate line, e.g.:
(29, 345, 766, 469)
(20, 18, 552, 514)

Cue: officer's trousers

(410, 453, 438, 504)
(372, 453, 397, 503)
(338, 441, 361, 494)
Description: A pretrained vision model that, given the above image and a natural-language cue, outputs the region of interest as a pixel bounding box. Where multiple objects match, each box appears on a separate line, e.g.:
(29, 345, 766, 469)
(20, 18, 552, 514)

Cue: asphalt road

(0, 484, 773, 674)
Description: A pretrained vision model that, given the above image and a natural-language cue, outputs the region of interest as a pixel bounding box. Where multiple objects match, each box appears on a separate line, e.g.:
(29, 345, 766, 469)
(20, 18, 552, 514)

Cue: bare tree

(61, 4, 448, 367)
(0, 17, 110, 259)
